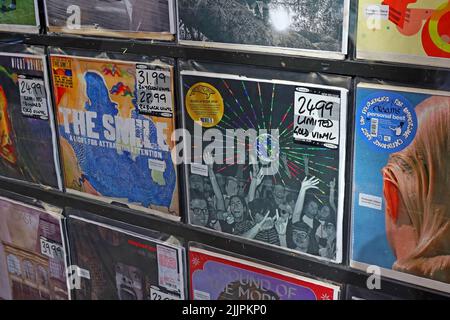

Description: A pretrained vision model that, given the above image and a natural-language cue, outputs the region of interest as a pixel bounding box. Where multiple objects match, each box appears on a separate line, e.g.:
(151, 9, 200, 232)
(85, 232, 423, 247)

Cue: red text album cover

(0, 51, 62, 189)
(357, 0, 450, 68)
(189, 246, 340, 300)
(66, 214, 186, 300)
(0, 197, 68, 300)
(50, 53, 179, 219)
(181, 70, 348, 263)
(45, 0, 175, 40)
(351, 82, 450, 293)
(0, 0, 40, 33)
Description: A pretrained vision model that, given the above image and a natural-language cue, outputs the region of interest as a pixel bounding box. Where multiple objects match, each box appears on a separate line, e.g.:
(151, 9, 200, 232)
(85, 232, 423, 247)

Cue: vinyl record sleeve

(189, 245, 340, 300)
(177, 0, 350, 59)
(0, 196, 68, 300)
(356, 0, 450, 68)
(49, 53, 179, 219)
(0, 0, 40, 33)
(180, 68, 348, 263)
(351, 82, 450, 293)
(345, 285, 402, 300)
(0, 51, 62, 190)
(45, 0, 175, 40)
(66, 214, 186, 300)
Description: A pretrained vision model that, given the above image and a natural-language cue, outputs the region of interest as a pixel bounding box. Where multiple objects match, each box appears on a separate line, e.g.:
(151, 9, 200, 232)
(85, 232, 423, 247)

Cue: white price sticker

(136, 65, 173, 118)
(148, 159, 167, 172)
(150, 286, 180, 300)
(157, 245, 181, 294)
(18, 77, 48, 119)
(40, 237, 64, 260)
(294, 87, 341, 149)
(190, 163, 208, 177)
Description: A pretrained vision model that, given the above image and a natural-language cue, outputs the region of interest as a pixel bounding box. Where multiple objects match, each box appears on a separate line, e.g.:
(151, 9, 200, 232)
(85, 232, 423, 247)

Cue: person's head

(190, 174, 204, 193)
(273, 184, 286, 201)
(324, 214, 336, 241)
(278, 203, 293, 219)
(238, 180, 247, 197)
(291, 222, 311, 252)
(249, 199, 275, 231)
(225, 176, 239, 197)
(304, 200, 319, 219)
(190, 190, 209, 227)
(228, 195, 248, 222)
(382, 97, 450, 281)
(318, 205, 331, 222)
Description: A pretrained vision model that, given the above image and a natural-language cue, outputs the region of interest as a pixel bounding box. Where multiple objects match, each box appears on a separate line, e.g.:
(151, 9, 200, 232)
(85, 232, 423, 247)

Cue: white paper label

(150, 286, 180, 300)
(156, 245, 180, 293)
(294, 87, 340, 148)
(190, 163, 208, 177)
(40, 237, 64, 260)
(77, 267, 91, 280)
(148, 159, 166, 172)
(359, 193, 383, 210)
(365, 5, 389, 20)
(136, 64, 173, 118)
(194, 290, 211, 300)
(18, 77, 48, 119)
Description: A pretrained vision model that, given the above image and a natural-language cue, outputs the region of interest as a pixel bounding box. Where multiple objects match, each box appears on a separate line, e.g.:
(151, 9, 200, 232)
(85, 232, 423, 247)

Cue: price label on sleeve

(293, 86, 341, 149)
(40, 237, 64, 260)
(136, 64, 173, 118)
(18, 76, 49, 120)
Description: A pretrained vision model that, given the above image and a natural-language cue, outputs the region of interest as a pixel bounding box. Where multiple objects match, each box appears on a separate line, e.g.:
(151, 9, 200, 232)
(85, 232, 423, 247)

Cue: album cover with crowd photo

(45, 0, 175, 40)
(351, 82, 450, 293)
(178, 0, 349, 58)
(49, 53, 179, 219)
(189, 245, 340, 300)
(0, 0, 40, 33)
(180, 69, 348, 263)
(0, 196, 68, 300)
(0, 51, 62, 189)
(66, 213, 186, 300)
(357, 0, 449, 68)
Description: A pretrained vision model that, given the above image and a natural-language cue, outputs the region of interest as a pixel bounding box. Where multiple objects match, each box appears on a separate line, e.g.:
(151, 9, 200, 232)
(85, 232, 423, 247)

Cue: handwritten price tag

(136, 64, 173, 118)
(293, 87, 341, 149)
(40, 237, 64, 260)
(18, 77, 49, 119)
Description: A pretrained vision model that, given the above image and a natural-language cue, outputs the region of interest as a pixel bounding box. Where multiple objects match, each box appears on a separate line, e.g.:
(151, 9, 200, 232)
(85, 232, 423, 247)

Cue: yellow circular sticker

(186, 82, 224, 128)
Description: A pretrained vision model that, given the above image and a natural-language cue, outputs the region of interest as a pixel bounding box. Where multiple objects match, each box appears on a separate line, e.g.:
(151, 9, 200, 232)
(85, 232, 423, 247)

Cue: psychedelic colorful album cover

(50, 54, 179, 218)
(0, 197, 68, 300)
(0, 0, 39, 33)
(351, 83, 450, 293)
(178, 0, 350, 58)
(181, 70, 348, 263)
(357, 0, 450, 68)
(0, 52, 61, 189)
(45, 0, 175, 40)
(66, 215, 186, 300)
(189, 246, 340, 300)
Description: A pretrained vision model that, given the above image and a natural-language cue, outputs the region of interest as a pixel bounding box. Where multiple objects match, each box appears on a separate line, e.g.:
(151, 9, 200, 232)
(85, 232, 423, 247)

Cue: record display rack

(0, 9, 450, 300)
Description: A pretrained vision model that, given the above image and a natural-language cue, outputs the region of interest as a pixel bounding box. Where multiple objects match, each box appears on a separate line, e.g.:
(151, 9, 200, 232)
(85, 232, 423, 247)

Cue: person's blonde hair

(382, 96, 450, 282)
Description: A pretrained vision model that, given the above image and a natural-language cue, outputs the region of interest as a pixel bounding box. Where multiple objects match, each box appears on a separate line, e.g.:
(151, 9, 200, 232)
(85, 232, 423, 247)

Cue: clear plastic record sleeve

(177, 0, 350, 59)
(0, 190, 69, 300)
(179, 60, 350, 264)
(350, 79, 450, 293)
(188, 243, 341, 300)
(65, 208, 186, 300)
(355, 0, 450, 68)
(48, 48, 180, 220)
(0, 0, 40, 33)
(45, 0, 176, 40)
(0, 44, 62, 190)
